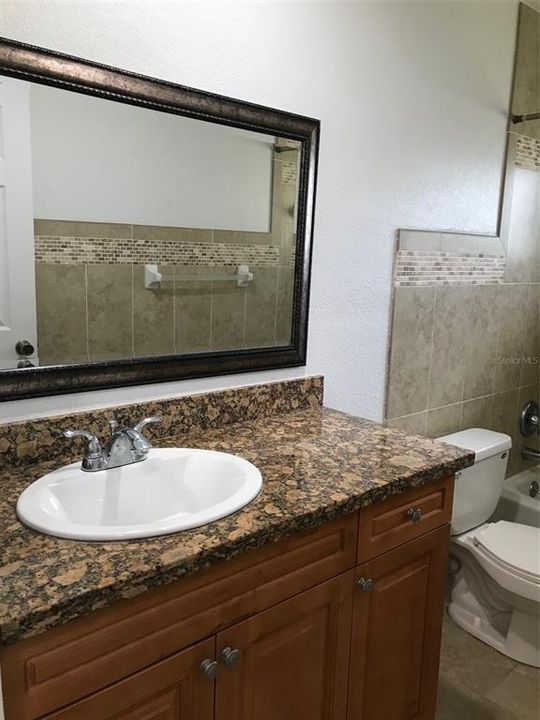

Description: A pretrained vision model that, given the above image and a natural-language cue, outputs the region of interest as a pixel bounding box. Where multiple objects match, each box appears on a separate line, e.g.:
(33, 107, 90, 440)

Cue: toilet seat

(453, 521, 540, 603)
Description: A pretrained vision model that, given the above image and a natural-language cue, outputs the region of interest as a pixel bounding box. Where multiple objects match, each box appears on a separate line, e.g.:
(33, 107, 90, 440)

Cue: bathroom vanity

(0, 382, 473, 720)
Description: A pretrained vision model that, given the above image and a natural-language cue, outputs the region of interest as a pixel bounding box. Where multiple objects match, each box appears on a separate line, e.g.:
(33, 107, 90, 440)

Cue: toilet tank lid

(439, 428, 512, 462)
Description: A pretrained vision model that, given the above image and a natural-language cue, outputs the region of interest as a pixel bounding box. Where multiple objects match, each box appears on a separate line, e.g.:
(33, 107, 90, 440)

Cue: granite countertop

(0, 407, 473, 647)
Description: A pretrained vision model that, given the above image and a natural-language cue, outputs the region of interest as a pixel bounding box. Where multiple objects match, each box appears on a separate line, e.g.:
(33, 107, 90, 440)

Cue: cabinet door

(348, 525, 449, 720)
(42, 638, 215, 720)
(215, 572, 354, 720)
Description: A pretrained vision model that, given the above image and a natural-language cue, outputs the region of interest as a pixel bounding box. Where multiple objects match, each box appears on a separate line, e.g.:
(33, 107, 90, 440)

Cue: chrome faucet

(63, 416, 162, 472)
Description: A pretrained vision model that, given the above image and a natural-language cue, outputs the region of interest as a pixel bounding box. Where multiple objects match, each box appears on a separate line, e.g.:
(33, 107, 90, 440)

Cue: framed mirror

(0, 38, 319, 400)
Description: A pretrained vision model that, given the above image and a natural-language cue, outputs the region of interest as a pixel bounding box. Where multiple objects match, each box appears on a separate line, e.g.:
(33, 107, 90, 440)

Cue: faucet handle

(133, 416, 162, 435)
(108, 417, 119, 435)
(63, 429, 104, 463)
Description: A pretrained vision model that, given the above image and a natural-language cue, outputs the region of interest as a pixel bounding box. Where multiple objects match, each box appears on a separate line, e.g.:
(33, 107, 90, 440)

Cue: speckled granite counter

(0, 407, 473, 647)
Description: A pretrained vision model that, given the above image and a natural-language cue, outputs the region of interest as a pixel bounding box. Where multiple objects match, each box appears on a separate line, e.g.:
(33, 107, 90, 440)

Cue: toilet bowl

(440, 428, 540, 667)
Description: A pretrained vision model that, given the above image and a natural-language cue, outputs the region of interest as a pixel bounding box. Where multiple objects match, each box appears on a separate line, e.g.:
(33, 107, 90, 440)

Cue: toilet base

(448, 543, 540, 668)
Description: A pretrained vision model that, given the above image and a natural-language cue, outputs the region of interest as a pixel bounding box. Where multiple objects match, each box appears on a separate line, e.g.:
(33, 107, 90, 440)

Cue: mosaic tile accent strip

(282, 160, 298, 185)
(394, 250, 506, 286)
(35, 236, 281, 267)
(515, 135, 540, 171)
(0, 376, 324, 468)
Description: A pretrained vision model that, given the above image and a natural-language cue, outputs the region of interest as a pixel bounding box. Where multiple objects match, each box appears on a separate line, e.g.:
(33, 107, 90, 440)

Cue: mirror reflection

(0, 77, 300, 370)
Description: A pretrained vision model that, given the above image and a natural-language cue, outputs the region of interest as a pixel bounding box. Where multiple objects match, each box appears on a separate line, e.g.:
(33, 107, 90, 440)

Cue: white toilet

(439, 428, 540, 668)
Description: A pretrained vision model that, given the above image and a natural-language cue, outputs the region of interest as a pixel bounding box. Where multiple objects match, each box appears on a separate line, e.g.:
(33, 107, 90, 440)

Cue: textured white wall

(0, 0, 517, 423)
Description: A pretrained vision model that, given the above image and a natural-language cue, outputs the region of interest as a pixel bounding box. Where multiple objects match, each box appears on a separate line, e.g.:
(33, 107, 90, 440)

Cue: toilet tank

(438, 428, 512, 536)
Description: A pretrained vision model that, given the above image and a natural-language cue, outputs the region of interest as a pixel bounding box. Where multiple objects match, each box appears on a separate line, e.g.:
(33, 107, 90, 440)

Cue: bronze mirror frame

(0, 37, 319, 400)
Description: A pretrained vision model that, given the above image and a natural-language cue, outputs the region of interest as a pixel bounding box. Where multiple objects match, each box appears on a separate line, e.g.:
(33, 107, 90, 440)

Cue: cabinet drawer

(357, 476, 453, 562)
(1, 513, 357, 719)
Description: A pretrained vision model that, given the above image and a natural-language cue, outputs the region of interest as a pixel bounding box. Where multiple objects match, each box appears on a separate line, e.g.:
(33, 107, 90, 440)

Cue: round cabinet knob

(220, 646, 241, 667)
(200, 658, 219, 680)
(407, 507, 423, 523)
(17, 359, 35, 368)
(357, 577, 374, 592)
(15, 340, 35, 356)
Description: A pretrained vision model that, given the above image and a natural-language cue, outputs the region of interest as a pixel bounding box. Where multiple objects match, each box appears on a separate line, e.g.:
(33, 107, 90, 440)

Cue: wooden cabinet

(42, 638, 215, 720)
(0, 478, 454, 720)
(215, 573, 353, 720)
(348, 525, 450, 720)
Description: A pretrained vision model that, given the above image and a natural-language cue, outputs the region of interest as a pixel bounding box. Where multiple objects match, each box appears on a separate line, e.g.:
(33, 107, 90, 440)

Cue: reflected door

(0, 78, 38, 369)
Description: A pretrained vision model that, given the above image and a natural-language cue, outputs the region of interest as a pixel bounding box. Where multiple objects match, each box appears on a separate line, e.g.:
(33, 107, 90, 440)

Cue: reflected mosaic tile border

(394, 250, 506, 287)
(515, 135, 540, 171)
(0, 376, 324, 468)
(35, 236, 281, 267)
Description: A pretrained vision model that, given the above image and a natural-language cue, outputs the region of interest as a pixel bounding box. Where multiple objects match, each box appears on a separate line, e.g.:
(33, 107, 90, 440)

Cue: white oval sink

(16, 448, 262, 541)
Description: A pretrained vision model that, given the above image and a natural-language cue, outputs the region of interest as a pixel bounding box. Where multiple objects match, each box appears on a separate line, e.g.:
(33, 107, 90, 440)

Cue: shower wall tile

(427, 286, 470, 409)
(132, 225, 212, 244)
(459, 396, 493, 431)
(245, 267, 278, 348)
(211, 266, 246, 351)
(174, 265, 212, 354)
(426, 404, 461, 438)
(87, 264, 133, 362)
(34, 219, 132, 239)
(386, 250, 538, 477)
(520, 283, 540, 386)
(275, 265, 295, 346)
(35, 264, 88, 365)
(133, 265, 175, 357)
(386, 286, 435, 418)
(462, 285, 500, 401)
(386, 411, 428, 436)
(494, 283, 530, 392)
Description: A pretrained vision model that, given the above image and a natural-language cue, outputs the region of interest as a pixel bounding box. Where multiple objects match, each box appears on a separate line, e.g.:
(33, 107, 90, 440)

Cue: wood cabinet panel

(1, 514, 356, 719)
(357, 476, 453, 562)
(41, 638, 214, 720)
(348, 525, 450, 720)
(215, 573, 354, 720)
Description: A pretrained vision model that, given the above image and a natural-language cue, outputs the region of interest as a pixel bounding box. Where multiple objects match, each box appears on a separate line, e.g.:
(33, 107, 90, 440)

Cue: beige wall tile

(35, 263, 88, 365)
(490, 388, 520, 474)
(386, 412, 428, 436)
(87, 265, 133, 361)
(275, 265, 295, 346)
(133, 265, 174, 357)
(520, 282, 540, 387)
(245, 267, 278, 348)
(34, 219, 132, 238)
(132, 225, 213, 244)
(463, 285, 500, 400)
(460, 395, 493, 431)
(428, 286, 470, 409)
(174, 265, 212, 354)
(426, 404, 461, 438)
(213, 229, 276, 246)
(386, 286, 435, 418)
(211, 266, 246, 351)
(494, 283, 529, 392)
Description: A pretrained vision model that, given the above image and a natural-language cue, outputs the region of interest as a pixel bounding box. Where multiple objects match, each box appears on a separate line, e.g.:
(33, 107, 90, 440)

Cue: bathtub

(492, 467, 540, 528)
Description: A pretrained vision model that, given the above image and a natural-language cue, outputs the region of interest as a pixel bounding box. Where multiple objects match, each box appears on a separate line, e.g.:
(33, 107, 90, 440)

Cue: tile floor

(437, 613, 540, 719)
